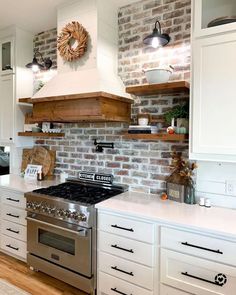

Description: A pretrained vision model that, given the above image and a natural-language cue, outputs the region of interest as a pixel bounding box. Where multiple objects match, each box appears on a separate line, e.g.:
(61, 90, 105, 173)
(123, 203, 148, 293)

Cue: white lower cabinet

(0, 189, 26, 260)
(160, 284, 191, 295)
(161, 249, 236, 295)
(97, 210, 236, 295)
(97, 212, 156, 295)
(99, 272, 153, 295)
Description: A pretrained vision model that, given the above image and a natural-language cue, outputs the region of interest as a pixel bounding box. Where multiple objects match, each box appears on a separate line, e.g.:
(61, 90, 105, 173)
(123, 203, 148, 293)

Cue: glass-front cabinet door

(0, 37, 14, 75)
(193, 0, 236, 38)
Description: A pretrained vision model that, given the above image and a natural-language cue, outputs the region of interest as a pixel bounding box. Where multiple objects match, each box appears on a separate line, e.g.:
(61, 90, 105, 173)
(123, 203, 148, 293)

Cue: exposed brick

(33, 0, 190, 195)
(106, 162, 121, 168)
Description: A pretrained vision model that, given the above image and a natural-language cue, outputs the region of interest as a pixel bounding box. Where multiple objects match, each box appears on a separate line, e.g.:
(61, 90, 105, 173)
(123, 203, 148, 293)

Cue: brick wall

(118, 0, 191, 85)
(33, 28, 57, 93)
(34, 0, 191, 194)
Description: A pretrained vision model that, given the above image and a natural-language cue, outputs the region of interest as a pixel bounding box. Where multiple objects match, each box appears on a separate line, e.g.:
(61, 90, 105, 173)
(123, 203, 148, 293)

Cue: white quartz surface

(0, 174, 61, 193)
(96, 191, 236, 238)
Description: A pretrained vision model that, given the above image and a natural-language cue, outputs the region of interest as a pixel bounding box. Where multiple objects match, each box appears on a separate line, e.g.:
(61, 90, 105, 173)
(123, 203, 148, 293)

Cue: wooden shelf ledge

(126, 81, 190, 96)
(18, 132, 65, 138)
(122, 133, 188, 141)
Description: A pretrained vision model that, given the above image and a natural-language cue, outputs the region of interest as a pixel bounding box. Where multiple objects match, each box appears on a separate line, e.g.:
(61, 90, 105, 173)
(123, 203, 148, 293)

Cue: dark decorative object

(215, 273, 227, 286)
(25, 50, 52, 72)
(143, 20, 170, 48)
(94, 139, 114, 153)
(166, 152, 197, 204)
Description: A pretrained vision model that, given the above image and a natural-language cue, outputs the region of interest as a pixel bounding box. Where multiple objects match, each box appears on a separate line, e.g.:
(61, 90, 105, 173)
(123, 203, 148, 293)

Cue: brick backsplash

(33, 28, 57, 93)
(34, 0, 191, 194)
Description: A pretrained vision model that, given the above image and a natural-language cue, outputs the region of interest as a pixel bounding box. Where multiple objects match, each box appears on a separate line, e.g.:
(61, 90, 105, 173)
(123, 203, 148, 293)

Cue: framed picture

(24, 164, 42, 180)
(167, 182, 185, 203)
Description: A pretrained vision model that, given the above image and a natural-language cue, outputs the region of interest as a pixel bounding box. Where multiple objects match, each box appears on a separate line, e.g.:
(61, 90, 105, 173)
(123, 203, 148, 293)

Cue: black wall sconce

(94, 139, 114, 153)
(143, 20, 170, 48)
(25, 50, 52, 72)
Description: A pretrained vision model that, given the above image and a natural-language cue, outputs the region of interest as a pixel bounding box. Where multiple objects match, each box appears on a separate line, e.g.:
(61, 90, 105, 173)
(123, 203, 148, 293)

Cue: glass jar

(184, 179, 196, 205)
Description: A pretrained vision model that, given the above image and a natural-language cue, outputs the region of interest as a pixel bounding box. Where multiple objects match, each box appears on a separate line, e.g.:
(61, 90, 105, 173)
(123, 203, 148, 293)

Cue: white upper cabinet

(193, 0, 236, 37)
(0, 37, 14, 75)
(190, 1, 236, 162)
(0, 27, 33, 147)
(0, 75, 14, 144)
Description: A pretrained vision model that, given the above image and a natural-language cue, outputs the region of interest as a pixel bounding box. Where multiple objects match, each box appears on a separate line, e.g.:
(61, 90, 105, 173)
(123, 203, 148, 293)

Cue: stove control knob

(26, 202, 32, 209)
(49, 207, 56, 215)
(80, 214, 87, 222)
(67, 211, 74, 218)
(57, 209, 64, 217)
(76, 213, 86, 222)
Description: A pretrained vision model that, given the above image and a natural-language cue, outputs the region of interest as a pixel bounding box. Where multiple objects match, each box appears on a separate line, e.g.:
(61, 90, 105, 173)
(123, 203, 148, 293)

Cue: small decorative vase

(184, 180, 196, 205)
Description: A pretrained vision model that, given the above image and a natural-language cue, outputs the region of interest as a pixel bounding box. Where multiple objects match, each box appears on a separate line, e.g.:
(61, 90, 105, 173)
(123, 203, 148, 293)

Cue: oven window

(38, 229, 75, 255)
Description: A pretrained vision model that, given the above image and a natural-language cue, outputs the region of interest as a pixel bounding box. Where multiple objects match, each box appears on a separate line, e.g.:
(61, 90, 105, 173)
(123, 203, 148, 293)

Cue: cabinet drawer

(161, 249, 236, 295)
(98, 231, 154, 267)
(1, 220, 26, 242)
(1, 205, 26, 225)
(161, 227, 236, 266)
(99, 252, 153, 290)
(98, 213, 154, 243)
(1, 235, 26, 259)
(160, 284, 191, 295)
(1, 190, 25, 209)
(99, 272, 153, 295)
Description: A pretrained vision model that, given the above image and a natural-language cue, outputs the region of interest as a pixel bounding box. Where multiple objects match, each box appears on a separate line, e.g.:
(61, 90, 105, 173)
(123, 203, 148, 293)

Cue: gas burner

(32, 181, 124, 205)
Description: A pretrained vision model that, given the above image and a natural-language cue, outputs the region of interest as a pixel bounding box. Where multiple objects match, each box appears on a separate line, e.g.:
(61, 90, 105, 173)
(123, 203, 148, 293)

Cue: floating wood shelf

(18, 132, 65, 138)
(122, 133, 188, 141)
(126, 81, 190, 96)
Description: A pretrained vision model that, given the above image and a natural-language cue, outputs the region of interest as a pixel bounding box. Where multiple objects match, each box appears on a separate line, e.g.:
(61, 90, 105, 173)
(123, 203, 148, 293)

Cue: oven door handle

(26, 216, 88, 236)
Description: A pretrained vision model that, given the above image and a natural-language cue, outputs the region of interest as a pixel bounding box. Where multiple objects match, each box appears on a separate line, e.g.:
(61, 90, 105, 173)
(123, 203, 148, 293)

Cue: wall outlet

(225, 181, 236, 196)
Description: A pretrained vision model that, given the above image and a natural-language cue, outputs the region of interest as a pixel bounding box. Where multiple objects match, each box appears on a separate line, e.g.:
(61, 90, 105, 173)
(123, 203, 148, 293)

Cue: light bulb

(32, 64, 39, 73)
(151, 37, 160, 48)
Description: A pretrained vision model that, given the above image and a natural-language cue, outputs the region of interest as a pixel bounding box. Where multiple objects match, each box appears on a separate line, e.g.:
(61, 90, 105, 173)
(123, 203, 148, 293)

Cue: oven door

(26, 213, 92, 277)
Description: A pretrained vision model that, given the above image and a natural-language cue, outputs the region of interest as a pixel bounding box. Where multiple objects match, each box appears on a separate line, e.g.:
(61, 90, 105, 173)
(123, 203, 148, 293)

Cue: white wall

(196, 161, 236, 208)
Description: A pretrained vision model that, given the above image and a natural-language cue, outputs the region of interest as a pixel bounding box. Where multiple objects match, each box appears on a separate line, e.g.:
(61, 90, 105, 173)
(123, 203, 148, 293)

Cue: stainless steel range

(25, 173, 128, 295)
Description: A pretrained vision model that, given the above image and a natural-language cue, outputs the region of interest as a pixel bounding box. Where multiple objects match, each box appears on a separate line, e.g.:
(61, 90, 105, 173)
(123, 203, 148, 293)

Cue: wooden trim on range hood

(19, 92, 133, 123)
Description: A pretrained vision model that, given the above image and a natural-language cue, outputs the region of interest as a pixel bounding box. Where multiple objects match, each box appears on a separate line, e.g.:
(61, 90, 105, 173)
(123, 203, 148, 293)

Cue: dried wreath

(57, 21, 88, 62)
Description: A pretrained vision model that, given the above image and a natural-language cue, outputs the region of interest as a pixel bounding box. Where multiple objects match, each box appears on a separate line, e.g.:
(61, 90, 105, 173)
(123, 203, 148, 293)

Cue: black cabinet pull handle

(111, 266, 134, 276)
(111, 287, 132, 295)
(6, 244, 19, 251)
(181, 242, 223, 254)
(6, 228, 19, 234)
(111, 224, 134, 232)
(111, 244, 134, 253)
(6, 213, 20, 218)
(6, 197, 19, 203)
(6, 213, 19, 218)
(181, 272, 225, 287)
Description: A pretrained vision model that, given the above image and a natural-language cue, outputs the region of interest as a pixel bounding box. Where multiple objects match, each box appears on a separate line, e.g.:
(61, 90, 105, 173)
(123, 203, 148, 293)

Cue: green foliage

(164, 103, 189, 124)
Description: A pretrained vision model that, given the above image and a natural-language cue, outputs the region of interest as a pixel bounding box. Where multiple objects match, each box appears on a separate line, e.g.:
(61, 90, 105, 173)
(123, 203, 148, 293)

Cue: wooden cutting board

(21, 147, 56, 176)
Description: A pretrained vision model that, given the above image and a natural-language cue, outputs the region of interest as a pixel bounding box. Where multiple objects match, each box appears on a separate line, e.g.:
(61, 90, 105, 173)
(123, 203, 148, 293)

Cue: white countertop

(96, 191, 236, 238)
(0, 174, 61, 193)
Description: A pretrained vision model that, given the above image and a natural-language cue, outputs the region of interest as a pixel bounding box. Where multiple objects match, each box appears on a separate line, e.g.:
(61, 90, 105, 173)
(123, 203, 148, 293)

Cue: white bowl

(144, 67, 172, 84)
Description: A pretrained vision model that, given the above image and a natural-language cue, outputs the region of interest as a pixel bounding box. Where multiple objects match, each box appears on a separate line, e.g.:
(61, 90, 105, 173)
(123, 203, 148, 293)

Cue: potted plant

(164, 103, 189, 133)
(166, 151, 197, 204)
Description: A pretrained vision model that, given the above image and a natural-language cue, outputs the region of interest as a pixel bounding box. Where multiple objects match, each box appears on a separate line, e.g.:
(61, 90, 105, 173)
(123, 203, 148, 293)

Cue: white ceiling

(0, 0, 139, 34)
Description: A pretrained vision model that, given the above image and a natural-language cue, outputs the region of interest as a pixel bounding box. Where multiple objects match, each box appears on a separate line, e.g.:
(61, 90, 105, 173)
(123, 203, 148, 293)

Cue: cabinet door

(0, 37, 14, 75)
(193, 0, 236, 38)
(191, 32, 236, 161)
(160, 284, 191, 295)
(0, 74, 14, 143)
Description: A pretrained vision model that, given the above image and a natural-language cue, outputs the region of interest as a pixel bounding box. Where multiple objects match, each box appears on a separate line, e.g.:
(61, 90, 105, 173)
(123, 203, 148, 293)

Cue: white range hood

(32, 0, 131, 100)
